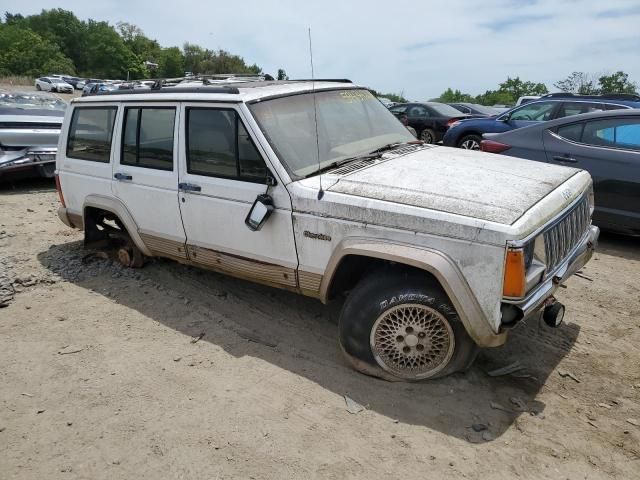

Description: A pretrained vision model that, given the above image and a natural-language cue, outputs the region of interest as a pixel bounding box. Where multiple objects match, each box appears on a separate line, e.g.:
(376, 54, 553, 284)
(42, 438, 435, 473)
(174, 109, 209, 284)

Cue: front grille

(543, 195, 591, 272)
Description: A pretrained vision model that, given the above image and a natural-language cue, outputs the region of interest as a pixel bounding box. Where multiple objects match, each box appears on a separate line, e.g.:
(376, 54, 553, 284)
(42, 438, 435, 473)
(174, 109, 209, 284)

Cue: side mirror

(245, 194, 274, 231)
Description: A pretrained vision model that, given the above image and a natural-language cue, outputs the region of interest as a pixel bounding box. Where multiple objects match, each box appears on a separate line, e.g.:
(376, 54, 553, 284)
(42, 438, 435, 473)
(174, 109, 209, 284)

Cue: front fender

(322, 238, 506, 348)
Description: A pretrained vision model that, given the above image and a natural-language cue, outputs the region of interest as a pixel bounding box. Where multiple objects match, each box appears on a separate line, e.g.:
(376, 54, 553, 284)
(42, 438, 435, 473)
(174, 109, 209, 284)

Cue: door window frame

(184, 106, 271, 184)
(120, 105, 177, 172)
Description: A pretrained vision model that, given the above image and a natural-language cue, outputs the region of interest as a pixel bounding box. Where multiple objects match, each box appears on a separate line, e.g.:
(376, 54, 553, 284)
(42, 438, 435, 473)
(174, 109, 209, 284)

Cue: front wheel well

(327, 254, 442, 300)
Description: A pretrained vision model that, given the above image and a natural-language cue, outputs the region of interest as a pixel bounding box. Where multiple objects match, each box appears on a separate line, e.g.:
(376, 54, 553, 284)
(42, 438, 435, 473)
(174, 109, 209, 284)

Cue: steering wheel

(518, 114, 533, 120)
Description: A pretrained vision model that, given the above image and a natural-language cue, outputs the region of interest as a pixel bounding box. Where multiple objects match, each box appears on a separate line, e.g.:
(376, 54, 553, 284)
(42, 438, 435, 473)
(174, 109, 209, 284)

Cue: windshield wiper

(303, 153, 379, 179)
(367, 140, 423, 155)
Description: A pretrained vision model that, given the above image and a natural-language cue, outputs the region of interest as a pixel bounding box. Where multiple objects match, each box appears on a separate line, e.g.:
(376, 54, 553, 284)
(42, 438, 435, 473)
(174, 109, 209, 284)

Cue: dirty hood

(326, 147, 580, 225)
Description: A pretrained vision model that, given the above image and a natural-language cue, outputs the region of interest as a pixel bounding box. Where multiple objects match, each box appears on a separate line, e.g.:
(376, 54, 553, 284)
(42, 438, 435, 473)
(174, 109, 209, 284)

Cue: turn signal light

(503, 249, 526, 298)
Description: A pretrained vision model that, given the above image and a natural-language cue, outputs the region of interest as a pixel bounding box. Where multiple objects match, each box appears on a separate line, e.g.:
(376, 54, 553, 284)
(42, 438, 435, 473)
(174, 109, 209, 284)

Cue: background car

(447, 103, 502, 117)
(389, 102, 475, 143)
(480, 109, 640, 235)
(515, 95, 541, 106)
(442, 94, 640, 150)
(35, 77, 74, 94)
(0, 91, 66, 181)
(81, 82, 119, 96)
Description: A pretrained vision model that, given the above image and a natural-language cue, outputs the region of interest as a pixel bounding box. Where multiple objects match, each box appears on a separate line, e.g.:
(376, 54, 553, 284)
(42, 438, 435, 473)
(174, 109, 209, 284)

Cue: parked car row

(480, 109, 640, 235)
(443, 93, 640, 150)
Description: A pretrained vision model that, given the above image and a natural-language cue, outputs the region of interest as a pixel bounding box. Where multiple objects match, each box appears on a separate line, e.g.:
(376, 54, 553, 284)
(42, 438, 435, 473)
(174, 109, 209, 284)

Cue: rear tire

(36, 84, 41, 91)
(420, 128, 436, 144)
(458, 134, 482, 150)
(339, 267, 477, 381)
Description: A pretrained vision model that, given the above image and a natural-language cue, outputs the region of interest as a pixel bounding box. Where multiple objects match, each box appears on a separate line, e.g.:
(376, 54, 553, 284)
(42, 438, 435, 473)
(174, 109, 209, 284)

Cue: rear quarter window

(66, 107, 117, 162)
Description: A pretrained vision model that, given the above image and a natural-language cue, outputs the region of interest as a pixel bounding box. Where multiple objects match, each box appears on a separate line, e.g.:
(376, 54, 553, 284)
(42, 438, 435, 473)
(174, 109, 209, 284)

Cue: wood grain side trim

(187, 245, 297, 289)
(139, 233, 188, 259)
(298, 270, 323, 297)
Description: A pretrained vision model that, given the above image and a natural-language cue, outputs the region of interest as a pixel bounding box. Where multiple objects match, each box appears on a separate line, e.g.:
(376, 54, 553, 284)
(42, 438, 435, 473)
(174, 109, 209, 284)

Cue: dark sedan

(480, 109, 640, 235)
(447, 103, 502, 117)
(389, 102, 474, 143)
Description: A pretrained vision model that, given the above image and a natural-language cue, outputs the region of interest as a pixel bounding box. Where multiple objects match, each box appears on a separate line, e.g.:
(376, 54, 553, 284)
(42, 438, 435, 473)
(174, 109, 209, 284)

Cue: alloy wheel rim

(370, 303, 455, 379)
(461, 139, 480, 150)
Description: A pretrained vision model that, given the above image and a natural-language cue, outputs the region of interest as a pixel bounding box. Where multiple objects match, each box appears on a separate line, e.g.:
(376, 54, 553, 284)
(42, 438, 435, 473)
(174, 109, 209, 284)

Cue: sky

(6, 0, 640, 100)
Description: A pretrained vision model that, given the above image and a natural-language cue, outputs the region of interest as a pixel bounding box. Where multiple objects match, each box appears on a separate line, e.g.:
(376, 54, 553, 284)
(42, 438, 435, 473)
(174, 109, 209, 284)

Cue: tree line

(0, 9, 265, 79)
(435, 72, 638, 106)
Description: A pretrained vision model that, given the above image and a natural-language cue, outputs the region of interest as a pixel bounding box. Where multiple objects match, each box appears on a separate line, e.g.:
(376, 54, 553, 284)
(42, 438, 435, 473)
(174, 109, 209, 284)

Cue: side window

(456, 105, 471, 114)
(407, 105, 428, 117)
(186, 108, 268, 183)
(582, 118, 640, 151)
(66, 107, 117, 162)
(558, 102, 605, 118)
(556, 123, 584, 142)
(510, 102, 556, 121)
(605, 103, 628, 111)
(122, 107, 175, 171)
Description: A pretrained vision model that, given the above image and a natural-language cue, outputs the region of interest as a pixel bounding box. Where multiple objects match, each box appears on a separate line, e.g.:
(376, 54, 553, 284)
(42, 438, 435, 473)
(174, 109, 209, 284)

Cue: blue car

(442, 93, 640, 150)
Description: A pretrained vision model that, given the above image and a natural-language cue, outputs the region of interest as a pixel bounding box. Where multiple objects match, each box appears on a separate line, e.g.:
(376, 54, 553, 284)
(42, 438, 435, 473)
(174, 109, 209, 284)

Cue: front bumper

(502, 225, 600, 321)
(0, 150, 57, 177)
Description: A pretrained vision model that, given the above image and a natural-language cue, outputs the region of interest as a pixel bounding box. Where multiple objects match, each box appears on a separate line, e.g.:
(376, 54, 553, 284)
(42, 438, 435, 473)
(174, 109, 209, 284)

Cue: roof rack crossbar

(541, 92, 640, 101)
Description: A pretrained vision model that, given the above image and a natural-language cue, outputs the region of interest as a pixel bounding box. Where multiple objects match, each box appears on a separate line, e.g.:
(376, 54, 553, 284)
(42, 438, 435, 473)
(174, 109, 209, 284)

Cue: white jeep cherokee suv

(55, 79, 599, 381)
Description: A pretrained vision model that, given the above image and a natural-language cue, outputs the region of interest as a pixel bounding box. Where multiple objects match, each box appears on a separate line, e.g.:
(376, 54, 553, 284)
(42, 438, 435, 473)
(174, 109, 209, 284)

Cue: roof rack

(90, 75, 354, 97)
(541, 92, 640, 101)
(96, 85, 241, 96)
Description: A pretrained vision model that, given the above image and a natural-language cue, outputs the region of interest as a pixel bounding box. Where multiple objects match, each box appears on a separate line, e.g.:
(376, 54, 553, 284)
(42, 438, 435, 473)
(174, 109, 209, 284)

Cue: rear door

(176, 103, 298, 288)
(111, 103, 187, 259)
(543, 116, 640, 231)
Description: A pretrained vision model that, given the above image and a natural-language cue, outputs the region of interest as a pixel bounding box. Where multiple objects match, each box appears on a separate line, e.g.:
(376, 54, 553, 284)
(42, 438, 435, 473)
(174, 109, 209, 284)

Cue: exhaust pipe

(543, 297, 565, 328)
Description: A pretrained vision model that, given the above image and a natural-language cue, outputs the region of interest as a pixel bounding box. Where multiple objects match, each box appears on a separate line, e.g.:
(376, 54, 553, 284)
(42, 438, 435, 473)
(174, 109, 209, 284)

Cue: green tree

(437, 88, 473, 103)
(277, 68, 288, 80)
(158, 47, 184, 77)
(117, 21, 161, 65)
(83, 20, 143, 78)
(0, 24, 75, 76)
(22, 9, 87, 74)
(598, 71, 637, 94)
(497, 76, 548, 102)
(554, 72, 599, 94)
(474, 90, 514, 106)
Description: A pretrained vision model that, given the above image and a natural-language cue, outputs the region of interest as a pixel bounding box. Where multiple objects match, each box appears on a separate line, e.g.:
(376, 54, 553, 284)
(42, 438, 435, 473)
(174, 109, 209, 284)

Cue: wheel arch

(82, 194, 152, 256)
(321, 238, 505, 347)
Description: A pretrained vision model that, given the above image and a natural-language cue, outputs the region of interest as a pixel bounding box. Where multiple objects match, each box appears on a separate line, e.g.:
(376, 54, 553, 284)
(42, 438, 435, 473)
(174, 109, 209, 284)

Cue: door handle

(114, 172, 133, 181)
(178, 182, 202, 192)
(552, 155, 577, 163)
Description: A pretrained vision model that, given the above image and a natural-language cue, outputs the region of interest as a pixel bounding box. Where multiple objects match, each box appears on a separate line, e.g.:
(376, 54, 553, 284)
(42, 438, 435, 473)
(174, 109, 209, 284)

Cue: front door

(177, 103, 298, 288)
(111, 103, 187, 259)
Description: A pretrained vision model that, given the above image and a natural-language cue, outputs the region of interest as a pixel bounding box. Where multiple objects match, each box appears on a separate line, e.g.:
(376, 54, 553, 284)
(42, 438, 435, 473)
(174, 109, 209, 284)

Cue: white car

(55, 79, 599, 381)
(35, 77, 74, 94)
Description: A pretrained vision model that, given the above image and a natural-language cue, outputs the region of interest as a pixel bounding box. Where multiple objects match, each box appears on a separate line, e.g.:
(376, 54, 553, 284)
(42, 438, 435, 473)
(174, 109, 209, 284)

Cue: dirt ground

(0, 178, 639, 480)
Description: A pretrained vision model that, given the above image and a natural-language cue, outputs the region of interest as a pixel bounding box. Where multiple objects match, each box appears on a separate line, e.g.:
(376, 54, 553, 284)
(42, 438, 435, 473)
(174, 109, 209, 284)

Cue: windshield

(428, 103, 466, 116)
(250, 89, 415, 178)
(0, 91, 67, 112)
